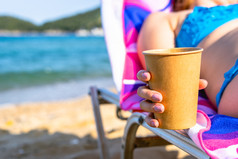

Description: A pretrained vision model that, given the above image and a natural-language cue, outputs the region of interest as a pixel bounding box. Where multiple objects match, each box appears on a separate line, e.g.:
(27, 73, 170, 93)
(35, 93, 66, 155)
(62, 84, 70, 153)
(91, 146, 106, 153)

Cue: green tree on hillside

(0, 8, 101, 32)
(40, 8, 101, 31)
(0, 16, 37, 31)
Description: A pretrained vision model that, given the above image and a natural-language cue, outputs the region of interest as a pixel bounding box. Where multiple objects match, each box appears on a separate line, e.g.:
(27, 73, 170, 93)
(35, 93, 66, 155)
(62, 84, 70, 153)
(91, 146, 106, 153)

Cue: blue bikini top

(176, 4, 238, 47)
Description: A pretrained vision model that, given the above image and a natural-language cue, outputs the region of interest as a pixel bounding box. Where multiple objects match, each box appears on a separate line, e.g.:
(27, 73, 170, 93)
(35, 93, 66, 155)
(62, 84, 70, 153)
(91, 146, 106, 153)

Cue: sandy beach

(0, 90, 198, 159)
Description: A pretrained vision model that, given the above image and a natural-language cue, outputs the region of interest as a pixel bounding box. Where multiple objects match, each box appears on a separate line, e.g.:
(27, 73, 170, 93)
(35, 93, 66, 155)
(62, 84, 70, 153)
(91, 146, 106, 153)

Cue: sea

(0, 35, 114, 105)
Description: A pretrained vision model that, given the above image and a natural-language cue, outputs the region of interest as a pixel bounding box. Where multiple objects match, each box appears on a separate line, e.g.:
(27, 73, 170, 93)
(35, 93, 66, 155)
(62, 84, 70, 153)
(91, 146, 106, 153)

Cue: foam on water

(0, 77, 115, 105)
(0, 35, 114, 104)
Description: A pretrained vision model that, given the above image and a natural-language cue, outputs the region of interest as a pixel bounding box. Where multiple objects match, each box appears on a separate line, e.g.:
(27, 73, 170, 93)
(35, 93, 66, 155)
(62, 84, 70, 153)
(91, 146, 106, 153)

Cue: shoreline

(0, 77, 114, 106)
(0, 28, 104, 37)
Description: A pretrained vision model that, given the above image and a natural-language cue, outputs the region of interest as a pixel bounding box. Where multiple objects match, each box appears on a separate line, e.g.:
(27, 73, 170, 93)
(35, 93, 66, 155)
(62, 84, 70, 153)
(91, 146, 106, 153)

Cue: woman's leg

(218, 75, 238, 118)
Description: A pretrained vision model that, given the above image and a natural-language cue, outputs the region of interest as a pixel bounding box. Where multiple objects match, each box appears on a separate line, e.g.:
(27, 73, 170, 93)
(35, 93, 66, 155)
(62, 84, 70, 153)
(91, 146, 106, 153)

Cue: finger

(137, 70, 151, 82)
(137, 86, 163, 102)
(145, 113, 159, 127)
(214, 0, 229, 5)
(140, 100, 165, 113)
(199, 79, 208, 90)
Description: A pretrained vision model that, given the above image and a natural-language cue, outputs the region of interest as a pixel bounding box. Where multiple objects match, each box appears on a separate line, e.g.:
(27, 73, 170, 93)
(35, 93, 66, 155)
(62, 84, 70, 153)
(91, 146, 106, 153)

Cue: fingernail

(142, 72, 147, 79)
(154, 105, 164, 113)
(152, 94, 162, 102)
(150, 121, 159, 127)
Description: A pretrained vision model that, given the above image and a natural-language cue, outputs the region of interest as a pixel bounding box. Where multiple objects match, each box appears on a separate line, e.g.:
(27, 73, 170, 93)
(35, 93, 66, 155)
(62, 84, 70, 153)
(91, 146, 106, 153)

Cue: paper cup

(143, 48, 203, 130)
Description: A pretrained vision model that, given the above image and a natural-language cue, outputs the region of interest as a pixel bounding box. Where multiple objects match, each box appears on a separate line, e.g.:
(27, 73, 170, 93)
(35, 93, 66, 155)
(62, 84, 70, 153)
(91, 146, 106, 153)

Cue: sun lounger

(90, 0, 238, 158)
(89, 86, 210, 159)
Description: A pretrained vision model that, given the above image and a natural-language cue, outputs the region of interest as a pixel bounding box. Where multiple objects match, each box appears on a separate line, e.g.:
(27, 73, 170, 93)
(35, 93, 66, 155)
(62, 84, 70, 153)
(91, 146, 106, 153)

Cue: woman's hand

(137, 70, 208, 127)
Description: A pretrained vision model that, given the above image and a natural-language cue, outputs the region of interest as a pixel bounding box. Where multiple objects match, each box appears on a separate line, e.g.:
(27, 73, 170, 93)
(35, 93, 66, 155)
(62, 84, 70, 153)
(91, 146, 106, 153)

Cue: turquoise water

(0, 36, 114, 104)
(0, 36, 112, 91)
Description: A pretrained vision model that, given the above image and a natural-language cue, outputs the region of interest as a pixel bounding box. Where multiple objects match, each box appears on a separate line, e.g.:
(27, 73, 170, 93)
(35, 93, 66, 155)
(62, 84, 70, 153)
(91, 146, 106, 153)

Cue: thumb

(199, 79, 208, 90)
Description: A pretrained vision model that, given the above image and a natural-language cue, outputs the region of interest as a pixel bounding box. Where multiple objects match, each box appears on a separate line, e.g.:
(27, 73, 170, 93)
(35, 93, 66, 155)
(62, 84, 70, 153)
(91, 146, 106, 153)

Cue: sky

(0, 0, 100, 25)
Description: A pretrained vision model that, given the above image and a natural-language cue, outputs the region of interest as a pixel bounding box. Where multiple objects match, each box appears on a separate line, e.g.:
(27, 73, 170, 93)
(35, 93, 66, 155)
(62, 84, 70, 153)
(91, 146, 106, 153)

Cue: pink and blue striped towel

(120, 0, 238, 158)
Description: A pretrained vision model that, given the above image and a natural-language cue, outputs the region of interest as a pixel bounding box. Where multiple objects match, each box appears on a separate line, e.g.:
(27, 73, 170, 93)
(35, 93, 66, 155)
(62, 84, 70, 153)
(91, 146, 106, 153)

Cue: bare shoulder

(144, 10, 192, 33)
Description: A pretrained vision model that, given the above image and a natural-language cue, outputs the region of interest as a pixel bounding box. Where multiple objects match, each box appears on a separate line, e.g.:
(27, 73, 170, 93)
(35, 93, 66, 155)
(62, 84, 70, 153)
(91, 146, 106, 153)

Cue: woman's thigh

(218, 75, 238, 118)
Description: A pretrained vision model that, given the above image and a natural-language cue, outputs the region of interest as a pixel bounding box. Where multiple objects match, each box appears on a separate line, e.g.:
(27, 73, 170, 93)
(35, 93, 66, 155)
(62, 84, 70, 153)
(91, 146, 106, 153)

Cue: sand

(0, 93, 196, 159)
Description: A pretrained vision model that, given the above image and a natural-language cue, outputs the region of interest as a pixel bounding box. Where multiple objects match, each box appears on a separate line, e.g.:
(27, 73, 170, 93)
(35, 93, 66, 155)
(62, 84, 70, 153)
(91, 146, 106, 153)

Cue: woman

(137, 0, 238, 127)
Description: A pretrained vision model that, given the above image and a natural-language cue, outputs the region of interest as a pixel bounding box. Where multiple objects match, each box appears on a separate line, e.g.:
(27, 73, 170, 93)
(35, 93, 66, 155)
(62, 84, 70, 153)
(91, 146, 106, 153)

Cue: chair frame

(89, 86, 211, 159)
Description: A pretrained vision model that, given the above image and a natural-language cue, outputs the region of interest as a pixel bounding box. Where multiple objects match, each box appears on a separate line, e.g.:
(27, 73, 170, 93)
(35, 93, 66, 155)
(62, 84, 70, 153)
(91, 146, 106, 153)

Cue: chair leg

(121, 120, 139, 159)
(121, 113, 172, 159)
(90, 86, 110, 159)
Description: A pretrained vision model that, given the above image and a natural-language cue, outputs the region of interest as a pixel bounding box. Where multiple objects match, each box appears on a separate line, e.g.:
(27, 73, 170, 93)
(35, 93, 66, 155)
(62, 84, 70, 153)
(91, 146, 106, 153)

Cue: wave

(0, 36, 113, 92)
(0, 77, 114, 105)
(0, 70, 112, 91)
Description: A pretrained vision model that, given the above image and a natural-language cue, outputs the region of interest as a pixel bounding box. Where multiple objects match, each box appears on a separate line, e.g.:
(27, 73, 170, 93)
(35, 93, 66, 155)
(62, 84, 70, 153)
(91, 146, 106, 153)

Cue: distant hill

(0, 16, 37, 31)
(40, 8, 101, 31)
(0, 8, 101, 32)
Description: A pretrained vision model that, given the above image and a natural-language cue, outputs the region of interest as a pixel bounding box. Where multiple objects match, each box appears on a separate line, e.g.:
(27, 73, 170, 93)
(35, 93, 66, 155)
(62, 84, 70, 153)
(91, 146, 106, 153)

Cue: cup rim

(143, 47, 203, 56)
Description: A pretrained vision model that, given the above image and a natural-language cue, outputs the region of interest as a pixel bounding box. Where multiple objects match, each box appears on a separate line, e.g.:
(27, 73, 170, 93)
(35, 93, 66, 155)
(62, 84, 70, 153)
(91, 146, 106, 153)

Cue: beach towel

(189, 96, 238, 158)
(119, 0, 238, 158)
(120, 0, 172, 111)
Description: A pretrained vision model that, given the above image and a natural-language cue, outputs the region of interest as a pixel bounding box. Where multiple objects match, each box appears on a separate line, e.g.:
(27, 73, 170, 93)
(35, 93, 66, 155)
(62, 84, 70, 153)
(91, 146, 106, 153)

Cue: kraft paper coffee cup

(143, 48, 203, 130)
